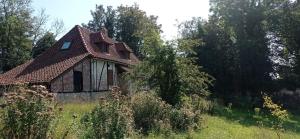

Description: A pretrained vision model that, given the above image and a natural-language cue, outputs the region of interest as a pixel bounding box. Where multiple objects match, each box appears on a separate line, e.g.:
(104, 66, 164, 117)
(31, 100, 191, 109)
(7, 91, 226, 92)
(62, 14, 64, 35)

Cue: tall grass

(52, 102, 96, 138)
(51, 102, 300, 139)
(1, 98, 300, 139)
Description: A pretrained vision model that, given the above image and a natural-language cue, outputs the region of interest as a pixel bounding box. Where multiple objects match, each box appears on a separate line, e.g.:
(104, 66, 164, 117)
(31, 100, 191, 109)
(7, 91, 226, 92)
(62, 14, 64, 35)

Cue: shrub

(169, 95, 210, 132)
(180, 95, 212, 113)
(170, 108, 196, 132)
(131, 92, 172, 134)
(81, 87, 133, 139)
(262, 94, 289, 139)
(0, 85, 56, 139)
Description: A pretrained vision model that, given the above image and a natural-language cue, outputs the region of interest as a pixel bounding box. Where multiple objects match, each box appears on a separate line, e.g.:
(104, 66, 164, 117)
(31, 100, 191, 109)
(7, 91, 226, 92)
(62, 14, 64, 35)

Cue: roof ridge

(76, 25, 93, 55)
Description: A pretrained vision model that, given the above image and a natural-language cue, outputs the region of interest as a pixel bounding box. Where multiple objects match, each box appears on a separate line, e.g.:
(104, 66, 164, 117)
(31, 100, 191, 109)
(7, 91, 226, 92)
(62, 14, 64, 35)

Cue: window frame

(61, 41, 71, 50)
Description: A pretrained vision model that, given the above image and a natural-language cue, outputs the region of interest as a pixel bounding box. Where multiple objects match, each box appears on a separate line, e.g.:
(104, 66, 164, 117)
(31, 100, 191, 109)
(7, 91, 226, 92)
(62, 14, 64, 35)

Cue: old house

(0, 25, 139, 99)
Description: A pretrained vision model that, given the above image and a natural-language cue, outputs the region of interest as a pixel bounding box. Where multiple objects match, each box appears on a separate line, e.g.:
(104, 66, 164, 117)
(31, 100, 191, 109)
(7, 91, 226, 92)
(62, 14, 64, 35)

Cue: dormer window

(120, 51, 130, 59)
(61, 41, 71, 50)
(100, 44, 109, 53)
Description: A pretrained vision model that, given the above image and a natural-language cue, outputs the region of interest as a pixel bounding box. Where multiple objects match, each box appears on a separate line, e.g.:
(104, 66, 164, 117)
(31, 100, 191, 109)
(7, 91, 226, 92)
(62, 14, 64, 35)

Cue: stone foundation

(54, 91, 109, 102)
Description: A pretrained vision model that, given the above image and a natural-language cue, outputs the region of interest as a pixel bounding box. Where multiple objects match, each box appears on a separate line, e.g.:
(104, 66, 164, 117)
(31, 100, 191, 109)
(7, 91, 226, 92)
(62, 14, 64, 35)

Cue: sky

(32, 0, 210, 40)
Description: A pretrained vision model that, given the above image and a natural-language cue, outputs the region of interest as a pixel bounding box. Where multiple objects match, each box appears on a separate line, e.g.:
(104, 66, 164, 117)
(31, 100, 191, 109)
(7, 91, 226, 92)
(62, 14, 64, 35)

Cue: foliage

(130, 92, 172, 134)
(170, 107, 200, 132)
(176, 39, 214, 96)
(180, 94, 213, 114)
(80, 87, 133, 139)
(263, 94, 289, 139)
(149, 44, 181, 105)
(41, 101, 300, 139)
(266, 0, 300, 89)
(179, 0, 278, 104)
(0, 0, 33, 72)
(0, 85, 56, 139)
(82, 5, 117, 38)
(129, 38, 213, 105)
(83, 4, 162, 57)
(32, 32, 56, 58)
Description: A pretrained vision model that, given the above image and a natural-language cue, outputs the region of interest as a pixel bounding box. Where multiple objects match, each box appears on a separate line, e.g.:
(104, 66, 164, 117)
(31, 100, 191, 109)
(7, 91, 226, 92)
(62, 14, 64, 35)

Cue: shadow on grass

(211, 107, 300, 133)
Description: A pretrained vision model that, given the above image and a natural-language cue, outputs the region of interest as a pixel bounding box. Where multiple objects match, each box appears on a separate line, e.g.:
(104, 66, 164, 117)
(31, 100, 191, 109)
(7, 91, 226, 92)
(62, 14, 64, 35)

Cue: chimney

(100, 27, 108, 36)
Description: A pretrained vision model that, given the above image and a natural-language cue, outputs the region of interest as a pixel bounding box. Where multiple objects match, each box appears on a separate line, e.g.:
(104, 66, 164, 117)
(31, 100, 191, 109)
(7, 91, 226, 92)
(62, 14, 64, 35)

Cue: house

(0, 25, 139, 96)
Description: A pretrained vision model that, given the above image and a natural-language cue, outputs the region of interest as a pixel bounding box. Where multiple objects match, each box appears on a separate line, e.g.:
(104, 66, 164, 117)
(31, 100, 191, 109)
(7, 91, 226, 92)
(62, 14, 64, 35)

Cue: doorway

(73, 70, 83, 92)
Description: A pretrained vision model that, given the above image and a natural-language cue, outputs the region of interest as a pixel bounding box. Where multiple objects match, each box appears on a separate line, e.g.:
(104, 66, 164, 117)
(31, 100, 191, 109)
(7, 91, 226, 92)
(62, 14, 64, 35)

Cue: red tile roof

(0, 25, 139, 85)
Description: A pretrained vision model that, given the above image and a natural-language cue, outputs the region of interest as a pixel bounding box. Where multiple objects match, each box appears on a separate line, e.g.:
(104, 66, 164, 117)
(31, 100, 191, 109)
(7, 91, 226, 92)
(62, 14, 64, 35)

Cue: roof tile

(0, 25, 139, 85)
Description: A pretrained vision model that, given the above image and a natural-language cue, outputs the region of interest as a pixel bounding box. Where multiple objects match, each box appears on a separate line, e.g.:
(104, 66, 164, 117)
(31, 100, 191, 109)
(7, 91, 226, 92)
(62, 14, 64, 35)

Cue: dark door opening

(74, 71, 83, 92)
(107, 69, 113, 86)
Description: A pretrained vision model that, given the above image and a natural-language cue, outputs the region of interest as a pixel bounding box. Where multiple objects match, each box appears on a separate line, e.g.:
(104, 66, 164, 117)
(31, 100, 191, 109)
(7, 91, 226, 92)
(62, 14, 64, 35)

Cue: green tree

(84, 4, 162, 58)
(116, 4, 161, 58)
(130, 37, 213, 105)
(266, 0, 300, 88)
(179, 17, 240, 101)
(179, 0, 275, 103)
(211, 0, 273, 95)
(0, 0, 33, 72)
(83, 5, 117, 38)
(32, 32, 56, 58)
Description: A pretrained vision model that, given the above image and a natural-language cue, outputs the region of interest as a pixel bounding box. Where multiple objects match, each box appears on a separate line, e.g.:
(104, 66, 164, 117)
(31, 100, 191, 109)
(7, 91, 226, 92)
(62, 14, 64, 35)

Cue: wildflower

(18, 96, 26, 101)
(26, 89, 37, 95)
(15, 110, 23, 116)
(39, 85, 47, 90)
(72, 114, 77, 119)
(36, 112, 43, 116)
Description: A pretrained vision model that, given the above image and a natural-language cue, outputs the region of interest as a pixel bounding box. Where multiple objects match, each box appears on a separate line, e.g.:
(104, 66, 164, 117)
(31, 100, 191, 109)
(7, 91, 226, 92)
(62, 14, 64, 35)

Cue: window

(120, 51, 130, 59)
(100, 45, 108, 53)
(73, 71, 83, 92)
(61, 41, 71, 50)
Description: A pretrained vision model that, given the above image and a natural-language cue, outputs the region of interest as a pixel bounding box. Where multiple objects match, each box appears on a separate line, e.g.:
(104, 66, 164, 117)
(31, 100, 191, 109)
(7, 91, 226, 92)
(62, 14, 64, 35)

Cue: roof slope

(0, 25, 139, 85)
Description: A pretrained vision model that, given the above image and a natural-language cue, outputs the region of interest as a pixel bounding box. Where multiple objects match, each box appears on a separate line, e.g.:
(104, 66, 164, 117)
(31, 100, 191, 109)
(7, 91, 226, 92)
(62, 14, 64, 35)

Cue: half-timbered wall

(50, 58, 117, 93)
(91, 59, 117, 91)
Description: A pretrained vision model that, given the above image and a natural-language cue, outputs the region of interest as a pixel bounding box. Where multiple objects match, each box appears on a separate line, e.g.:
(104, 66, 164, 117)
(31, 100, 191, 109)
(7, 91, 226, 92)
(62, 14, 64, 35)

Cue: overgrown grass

(145, 114, 300, 139)
(52, 102, 97, 138)
(1, 100, 299, 139)
(196, 114, 300, 139)
(52, 102, 300, 139)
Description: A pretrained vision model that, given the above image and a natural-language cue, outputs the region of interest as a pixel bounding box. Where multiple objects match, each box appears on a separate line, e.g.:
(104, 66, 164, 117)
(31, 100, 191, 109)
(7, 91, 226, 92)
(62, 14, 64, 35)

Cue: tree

(179, 0, 275, 104)
(130, 36, 213, 105)
(179, 17, 240, 101)
(32, 32, 56, 58)
(30, 9, 49, 47)
(266, 0, 300, 89)
(115, 4, 161, 58)
(84, 4, 162, 58)
(211, 0, 273, 95)
(50, 19, 65, 38)
(0, 0, 33, 72)
(82, 5, 117, 38)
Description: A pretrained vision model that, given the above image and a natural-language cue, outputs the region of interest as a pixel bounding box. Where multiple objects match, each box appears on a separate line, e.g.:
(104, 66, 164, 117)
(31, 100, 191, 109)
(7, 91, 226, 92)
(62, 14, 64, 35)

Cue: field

(53, 102, 300, 139)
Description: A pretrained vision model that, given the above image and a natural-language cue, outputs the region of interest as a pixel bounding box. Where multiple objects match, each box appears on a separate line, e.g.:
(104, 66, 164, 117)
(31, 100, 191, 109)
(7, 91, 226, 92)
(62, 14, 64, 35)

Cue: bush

(81, 87, 133, 139)
(180, 95, 213, 113)
(262, 94, 289, 139)
(131, 92, 172, 134)
(0, 85, 56, 139)
(170, 108, 196, 132)
(169, 95, 208, 132)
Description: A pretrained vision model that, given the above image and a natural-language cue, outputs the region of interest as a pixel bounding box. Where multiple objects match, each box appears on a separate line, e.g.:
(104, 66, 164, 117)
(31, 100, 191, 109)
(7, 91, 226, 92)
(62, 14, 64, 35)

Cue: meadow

(53, 102, 300, 139)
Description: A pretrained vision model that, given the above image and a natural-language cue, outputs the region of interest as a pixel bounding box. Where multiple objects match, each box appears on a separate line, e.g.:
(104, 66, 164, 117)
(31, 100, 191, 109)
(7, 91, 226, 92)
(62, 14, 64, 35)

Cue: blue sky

(32, 0, 210, 40)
